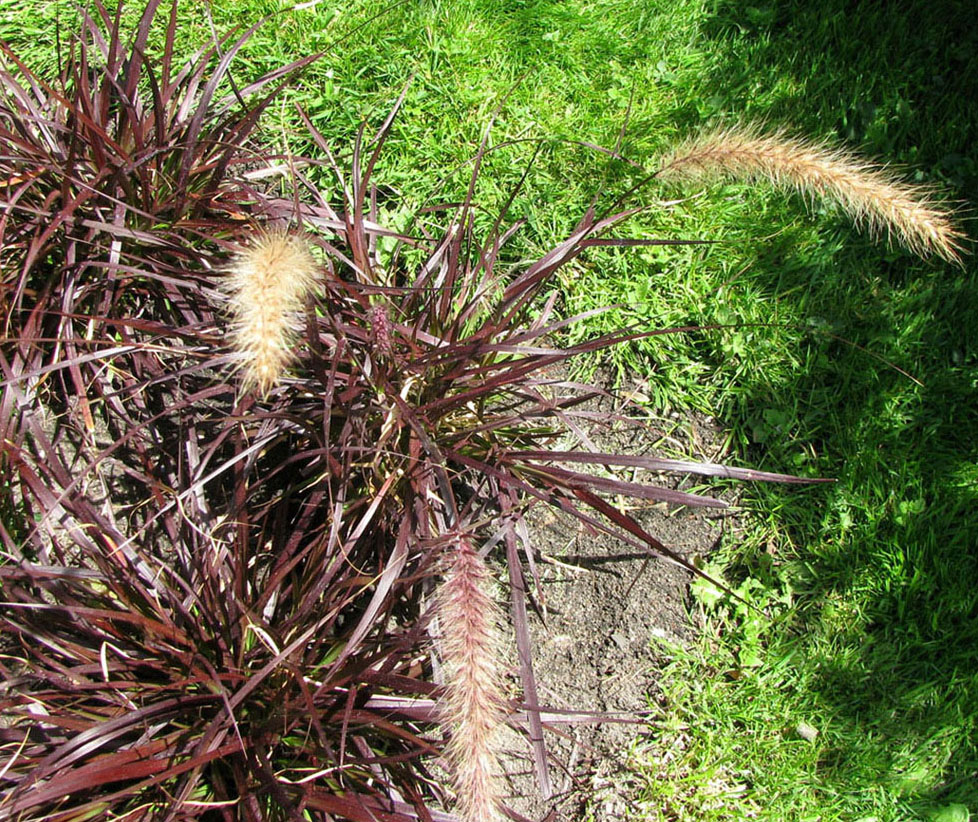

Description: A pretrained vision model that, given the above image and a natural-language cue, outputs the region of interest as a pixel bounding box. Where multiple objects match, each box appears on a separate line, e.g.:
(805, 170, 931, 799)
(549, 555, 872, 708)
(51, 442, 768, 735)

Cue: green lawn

(3, 1, 975, 819)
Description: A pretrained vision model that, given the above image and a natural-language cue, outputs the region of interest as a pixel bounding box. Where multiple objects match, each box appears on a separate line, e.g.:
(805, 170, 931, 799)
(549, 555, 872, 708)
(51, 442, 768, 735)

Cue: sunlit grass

(3, 0, 975, 819)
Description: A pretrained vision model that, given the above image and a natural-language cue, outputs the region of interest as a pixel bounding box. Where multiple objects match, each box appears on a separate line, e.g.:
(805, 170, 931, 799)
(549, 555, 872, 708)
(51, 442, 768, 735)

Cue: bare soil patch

(499, 399, 741, 821)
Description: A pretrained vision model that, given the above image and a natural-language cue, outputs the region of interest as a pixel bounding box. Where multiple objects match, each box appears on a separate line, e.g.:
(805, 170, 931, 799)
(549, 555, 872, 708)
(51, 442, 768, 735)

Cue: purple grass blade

(501, 494, 553, 800)
(175, 18, 267, 191)
(510, 451, 834, 484)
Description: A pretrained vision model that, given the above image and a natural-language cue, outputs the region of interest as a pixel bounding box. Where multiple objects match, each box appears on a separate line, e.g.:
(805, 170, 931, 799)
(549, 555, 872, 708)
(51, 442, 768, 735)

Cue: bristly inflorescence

(221, 229, 321, 395)
(656, 125, 967, 264)
(4, 2, 967, 811)
(370, 302, 394, 359)
(436, 537, 507, 822)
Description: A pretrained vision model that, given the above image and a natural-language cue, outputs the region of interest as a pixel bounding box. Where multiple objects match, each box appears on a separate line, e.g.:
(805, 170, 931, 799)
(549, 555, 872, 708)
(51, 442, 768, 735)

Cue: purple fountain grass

(436, 536, 507, 822)
(1, 4, 965, 820)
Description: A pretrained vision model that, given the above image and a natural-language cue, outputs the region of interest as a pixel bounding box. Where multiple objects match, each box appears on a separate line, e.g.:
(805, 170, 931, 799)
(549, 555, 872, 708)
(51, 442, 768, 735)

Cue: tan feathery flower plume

(436, 537, 506, 822)
(222, 230, 320, 395)
(656, 125, 966, 264)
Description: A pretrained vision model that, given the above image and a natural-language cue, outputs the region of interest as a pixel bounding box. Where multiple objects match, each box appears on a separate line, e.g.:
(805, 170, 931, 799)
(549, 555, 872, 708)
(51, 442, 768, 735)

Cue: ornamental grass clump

(0, 4, 966, 821)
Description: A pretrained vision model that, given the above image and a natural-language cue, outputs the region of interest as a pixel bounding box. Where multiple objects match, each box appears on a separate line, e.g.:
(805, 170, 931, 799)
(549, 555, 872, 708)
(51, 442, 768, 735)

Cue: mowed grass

(2, 1, 976, 820)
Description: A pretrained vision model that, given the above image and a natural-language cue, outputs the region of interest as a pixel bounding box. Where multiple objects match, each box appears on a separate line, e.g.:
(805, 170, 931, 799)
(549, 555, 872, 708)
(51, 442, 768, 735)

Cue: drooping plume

(657, 125, 965, 264)
(222, 230, 320, 394)
(436, 537, 506, 822)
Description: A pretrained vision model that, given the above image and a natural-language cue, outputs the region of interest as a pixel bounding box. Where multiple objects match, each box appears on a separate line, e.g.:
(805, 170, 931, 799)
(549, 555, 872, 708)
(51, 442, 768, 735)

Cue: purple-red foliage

(0, 4, 831, 820)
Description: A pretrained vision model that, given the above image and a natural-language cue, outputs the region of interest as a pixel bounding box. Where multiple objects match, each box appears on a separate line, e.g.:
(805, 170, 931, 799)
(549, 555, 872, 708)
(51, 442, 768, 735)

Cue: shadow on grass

(693, 0, 978, 812)
(5, 0, 974, 815)
(702, 0, 978, 181)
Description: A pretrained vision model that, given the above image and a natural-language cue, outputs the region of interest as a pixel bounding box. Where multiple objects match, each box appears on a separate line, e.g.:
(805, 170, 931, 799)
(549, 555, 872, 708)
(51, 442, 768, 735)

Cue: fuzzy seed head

(657, 125, 966, 264)
(436, 539, 506, 822)
(222, 230, 320, 395)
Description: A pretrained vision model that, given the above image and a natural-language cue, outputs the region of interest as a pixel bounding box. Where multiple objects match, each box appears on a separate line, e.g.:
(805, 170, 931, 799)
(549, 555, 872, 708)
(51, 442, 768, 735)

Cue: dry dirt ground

(495, 394, 743, 822)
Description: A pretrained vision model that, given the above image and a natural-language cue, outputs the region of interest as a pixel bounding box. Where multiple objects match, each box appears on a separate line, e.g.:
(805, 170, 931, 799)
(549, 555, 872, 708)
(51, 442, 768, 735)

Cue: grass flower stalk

(657, 126, 965, 263)
(437, 537, 506, 822)
(223, 230, 320, 394)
